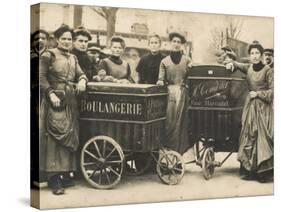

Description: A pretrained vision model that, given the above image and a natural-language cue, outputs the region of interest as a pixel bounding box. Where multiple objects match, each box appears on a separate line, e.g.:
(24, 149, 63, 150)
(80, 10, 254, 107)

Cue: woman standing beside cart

(157, 32, 192, 154)
(226, 40, 273, 182)
(39, 24, 88, 195)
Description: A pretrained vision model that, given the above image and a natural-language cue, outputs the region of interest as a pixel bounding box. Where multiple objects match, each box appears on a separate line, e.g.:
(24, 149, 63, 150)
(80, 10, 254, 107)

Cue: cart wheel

(80, 135, 124, 189)
(202, 147, 215, 180)
(156, 150, 184, 185)
(124, 153, 153, 176)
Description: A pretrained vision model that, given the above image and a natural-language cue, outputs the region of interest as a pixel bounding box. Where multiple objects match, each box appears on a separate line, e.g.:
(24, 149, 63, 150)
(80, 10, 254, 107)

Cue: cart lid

(189, 65, 245, 79)
(86, 82, 168, 94)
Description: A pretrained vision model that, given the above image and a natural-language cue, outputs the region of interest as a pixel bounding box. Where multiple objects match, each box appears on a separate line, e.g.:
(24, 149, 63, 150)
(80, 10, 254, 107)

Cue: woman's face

(57, 31, 73, 50)
(110, 42, 124, 57)
(171, 37, 182, 51)
(73, 35, 89, 52)
(250, 48, 262, 64)
(149, 37, 161, 53)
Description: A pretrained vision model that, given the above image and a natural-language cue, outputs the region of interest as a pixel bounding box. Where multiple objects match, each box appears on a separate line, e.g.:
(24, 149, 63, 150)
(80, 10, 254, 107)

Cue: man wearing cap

(220, 45, 237, 64)
(71, 27, 96, 80)
(263, 48, 274, 69)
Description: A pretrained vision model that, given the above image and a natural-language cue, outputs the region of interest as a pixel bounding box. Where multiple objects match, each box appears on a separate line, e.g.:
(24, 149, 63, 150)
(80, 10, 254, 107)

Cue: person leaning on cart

(226, 40, 273, 183)
(39, 24, 88, 195)
(157, 32, 193, 155)
(94, 36, 134, 83)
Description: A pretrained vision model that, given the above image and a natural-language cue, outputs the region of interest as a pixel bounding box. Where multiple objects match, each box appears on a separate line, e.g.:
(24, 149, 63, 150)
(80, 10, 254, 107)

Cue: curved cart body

(188, 65, 247, 179)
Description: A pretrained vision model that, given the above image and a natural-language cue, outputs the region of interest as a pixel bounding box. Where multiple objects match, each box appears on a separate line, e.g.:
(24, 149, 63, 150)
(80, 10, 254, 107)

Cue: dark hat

(221, 45, 233, 52)
(169, 32, 186, 44)
(110, 36, 126, 48)
(31, 29, 49, 41)
(225, 51, 237, 60)
(248, 40, 264, 54)
(53, 24, 73, 39)
(73, 26, 92, 41)
(264, 48, 274, 56)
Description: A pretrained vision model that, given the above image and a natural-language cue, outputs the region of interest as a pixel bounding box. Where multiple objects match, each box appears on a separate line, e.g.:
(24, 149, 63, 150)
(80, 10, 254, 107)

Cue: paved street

(32, 152, 273, 209)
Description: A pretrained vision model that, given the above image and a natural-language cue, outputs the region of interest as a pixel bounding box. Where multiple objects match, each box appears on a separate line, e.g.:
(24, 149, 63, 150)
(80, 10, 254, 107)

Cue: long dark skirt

(238, 95, 273, 175)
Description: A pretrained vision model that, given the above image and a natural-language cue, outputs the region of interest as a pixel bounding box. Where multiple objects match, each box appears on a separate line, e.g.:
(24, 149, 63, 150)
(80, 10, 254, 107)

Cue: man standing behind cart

(136, 34, 165, 84)
(71, 27, 96, 81)
(263, 48, 274, 70)
(157, 32, 192, 155)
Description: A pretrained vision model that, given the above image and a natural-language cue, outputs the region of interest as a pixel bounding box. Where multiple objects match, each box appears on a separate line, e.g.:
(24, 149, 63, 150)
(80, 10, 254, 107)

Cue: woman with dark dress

(136, 34, 165, 84)
(71, 27, 97, 81)
(39, 24, 87, 195)
(157, 32, 192, 154)
(226, 41, 273, 182)
(96, 36, 134, 83)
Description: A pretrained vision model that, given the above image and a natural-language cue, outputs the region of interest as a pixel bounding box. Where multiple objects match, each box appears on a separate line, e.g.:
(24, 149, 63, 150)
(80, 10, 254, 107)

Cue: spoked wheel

(202, 147, 215, 180)
(156, 150, 184, 185)
(80, 135, 124, 189)
(124, 152, 153, 176)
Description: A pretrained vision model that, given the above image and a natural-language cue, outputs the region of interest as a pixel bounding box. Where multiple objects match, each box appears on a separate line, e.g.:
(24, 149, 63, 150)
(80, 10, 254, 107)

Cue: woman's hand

(98, 69, 106, 80)
(157, 81, 164, 86)
(92, 75, 101, 82)
(249, 91, 258, 99)
(77, 79, 87, 93)
(49, 92, 61, 108)
(225, 62, 234, 72)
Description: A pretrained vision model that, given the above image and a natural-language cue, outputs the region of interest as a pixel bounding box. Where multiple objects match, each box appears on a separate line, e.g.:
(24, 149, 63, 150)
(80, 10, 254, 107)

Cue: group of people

(31, 23, 274, 195)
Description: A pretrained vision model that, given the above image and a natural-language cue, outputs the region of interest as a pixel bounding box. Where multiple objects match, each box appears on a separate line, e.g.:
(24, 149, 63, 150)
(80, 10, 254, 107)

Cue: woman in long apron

(39, 24, 87, 194)
(157, 32, 192, 154)
(227, 40, 273, 182)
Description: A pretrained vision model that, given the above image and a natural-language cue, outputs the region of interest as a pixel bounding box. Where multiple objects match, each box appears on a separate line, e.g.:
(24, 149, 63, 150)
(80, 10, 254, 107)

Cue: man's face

(264, 52, 273, 65)
(34, 32, 48, 51)
(73, 35, 89, 52)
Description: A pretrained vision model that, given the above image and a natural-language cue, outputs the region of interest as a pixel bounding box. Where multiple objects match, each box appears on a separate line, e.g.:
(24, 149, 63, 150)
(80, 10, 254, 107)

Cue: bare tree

(90, 6, 119, 47)
(210, 27, 225, 50)
(226, 17, 244, 39)
(210, 17, 244, 51)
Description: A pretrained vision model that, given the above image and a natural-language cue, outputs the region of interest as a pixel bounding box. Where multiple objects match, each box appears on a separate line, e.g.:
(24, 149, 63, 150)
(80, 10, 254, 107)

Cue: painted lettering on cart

(80, 100, 143, 115)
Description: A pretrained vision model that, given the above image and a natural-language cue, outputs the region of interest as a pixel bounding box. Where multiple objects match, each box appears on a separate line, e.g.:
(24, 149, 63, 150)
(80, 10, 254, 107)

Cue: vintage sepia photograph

(30, 2, 274, 209)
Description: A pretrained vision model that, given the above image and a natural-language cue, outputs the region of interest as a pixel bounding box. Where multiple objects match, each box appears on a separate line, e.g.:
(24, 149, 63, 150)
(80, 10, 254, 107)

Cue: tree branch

(91, 7, 106, 19)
